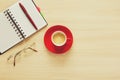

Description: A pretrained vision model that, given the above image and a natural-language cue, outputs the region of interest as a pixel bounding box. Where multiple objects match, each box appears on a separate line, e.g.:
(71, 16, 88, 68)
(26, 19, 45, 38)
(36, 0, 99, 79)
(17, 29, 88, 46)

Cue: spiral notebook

(0, 0, 47, 54)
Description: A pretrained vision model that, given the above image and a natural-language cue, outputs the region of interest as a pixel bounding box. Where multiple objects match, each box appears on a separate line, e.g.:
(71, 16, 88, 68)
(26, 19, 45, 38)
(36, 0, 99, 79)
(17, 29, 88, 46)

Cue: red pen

(19, 3, 38, 30)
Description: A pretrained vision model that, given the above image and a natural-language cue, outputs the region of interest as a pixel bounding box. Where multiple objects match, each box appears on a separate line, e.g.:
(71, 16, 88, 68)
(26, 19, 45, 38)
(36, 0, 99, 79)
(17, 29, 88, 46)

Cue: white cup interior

(51, 31, 67, 46)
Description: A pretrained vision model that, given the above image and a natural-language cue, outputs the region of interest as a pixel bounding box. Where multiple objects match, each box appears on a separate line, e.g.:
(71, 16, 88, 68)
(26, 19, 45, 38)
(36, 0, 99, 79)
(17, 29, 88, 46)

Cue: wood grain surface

(0, 0, 120, 80)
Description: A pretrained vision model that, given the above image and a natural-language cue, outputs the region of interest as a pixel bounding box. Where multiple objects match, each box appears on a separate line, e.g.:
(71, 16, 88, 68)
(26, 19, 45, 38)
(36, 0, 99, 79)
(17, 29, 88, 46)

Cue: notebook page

(0, 13, 21, 53)
(9, 1, 36, 38)
(22, 0, 47, 29)
(8, 0, 47, 38)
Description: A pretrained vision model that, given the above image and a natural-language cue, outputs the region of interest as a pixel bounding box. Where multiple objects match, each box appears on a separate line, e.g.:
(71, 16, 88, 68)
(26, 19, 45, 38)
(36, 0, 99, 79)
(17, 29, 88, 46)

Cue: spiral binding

(4, 9, 26, 40)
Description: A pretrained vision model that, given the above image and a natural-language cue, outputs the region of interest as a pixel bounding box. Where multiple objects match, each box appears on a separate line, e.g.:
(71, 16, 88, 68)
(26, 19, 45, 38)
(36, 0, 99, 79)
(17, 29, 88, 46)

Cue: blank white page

(0, 13, 21, 53)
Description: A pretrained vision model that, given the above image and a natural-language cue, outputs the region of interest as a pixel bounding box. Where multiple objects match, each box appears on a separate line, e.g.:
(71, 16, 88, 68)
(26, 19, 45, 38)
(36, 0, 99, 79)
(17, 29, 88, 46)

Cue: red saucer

(44, 25, 73, 54)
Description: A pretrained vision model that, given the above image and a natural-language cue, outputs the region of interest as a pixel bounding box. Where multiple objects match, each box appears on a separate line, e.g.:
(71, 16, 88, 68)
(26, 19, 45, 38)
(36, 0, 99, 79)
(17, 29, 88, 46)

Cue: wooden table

(0, 0, 120, 80)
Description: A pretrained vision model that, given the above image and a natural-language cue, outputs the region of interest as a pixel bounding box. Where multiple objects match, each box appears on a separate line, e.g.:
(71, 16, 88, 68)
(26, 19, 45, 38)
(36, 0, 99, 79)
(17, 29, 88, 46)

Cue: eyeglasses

(7, 43, 38, 67)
